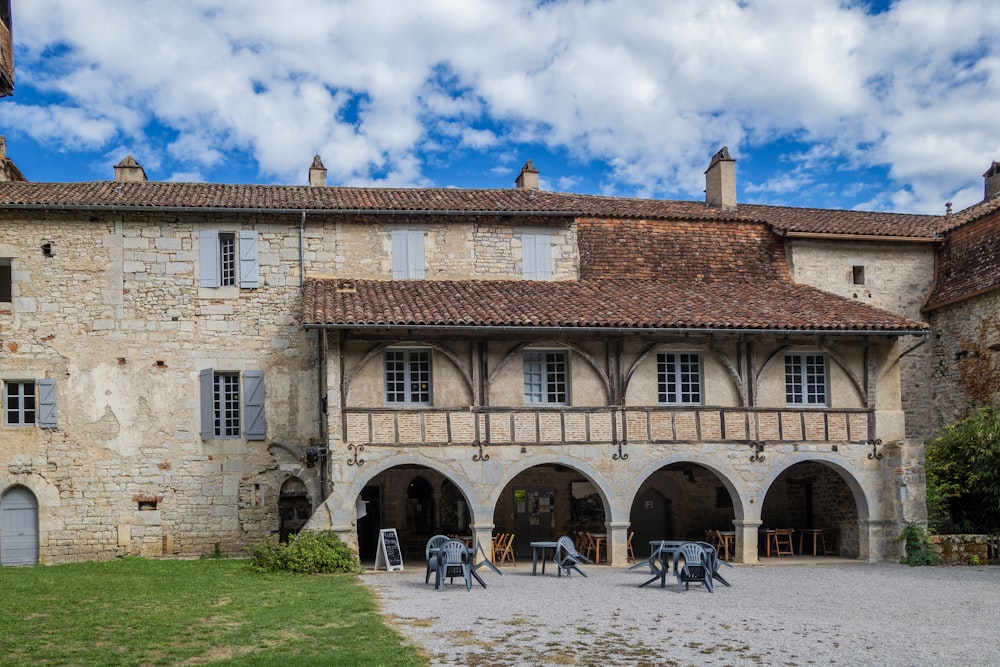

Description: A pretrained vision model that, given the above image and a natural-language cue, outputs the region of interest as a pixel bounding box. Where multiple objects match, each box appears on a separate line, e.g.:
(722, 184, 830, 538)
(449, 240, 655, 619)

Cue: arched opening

(629, 462, 735, 561)
(761, 461, 859, 558)
(278, 477, 311, 543)
(493, 463, 607, 559)
(1, 485, 39, 566)
(354, 465, 474, 566)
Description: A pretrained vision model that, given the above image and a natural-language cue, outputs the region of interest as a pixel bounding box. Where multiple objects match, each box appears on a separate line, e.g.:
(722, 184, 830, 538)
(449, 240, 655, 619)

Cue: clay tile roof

(303, 278, 928, 333)
(740, 204, 943, 239)
(924, 203, 1000, 310)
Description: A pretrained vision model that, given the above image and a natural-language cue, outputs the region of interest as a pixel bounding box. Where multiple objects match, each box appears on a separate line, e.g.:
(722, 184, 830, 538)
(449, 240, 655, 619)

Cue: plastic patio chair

(673, 542, 714, 593)
(555, 535, 589, 577)
(424, 535, 449, 584)
(694, 541, 733, 588)
(436, 539, 472, 591)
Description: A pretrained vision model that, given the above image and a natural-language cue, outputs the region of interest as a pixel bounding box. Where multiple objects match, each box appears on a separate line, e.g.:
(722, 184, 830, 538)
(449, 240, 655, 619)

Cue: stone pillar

(858, 518, 879, 562)
(471, 523, 495, 564)
(734, 519, 762, 564)
(606, 520, 630, 567)
(332, 524, 356, 552)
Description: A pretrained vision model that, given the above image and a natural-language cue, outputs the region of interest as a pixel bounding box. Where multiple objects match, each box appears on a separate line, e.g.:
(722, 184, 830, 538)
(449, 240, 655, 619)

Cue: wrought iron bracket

(749, 441, 766, 462)
(347, 443, 365, 466)
(472, 440, 490, 462)
(867, 438, 883, 460)
(612, 440, 629, 460)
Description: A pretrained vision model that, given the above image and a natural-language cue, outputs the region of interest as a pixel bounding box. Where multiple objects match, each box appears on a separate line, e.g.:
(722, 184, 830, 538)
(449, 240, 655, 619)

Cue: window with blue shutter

(200, 369, 265, 439)
(37, 379, 57, 428)
(522, 233, 552, 280)
(200, 229, 259, 288)
(391, 229, 425, 279)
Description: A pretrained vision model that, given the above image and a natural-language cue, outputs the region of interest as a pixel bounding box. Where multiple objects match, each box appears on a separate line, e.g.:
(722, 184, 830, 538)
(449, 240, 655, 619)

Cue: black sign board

(375, 528, 404, 571)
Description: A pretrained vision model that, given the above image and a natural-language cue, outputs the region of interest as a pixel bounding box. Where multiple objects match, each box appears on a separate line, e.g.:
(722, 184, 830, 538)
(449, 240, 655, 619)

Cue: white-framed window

(785, 353, 828, 406)
(0, 257, 11, 302)
(657, 352, 702, 405)
(391, 229, 426, 279)
(524, 350, 568, 405)
(384, 349, 432, 405)
(199, 230, 259, 288)
(522, 232, 552, 280)
(3, 379, 57, 428)
(199, 369, 265, 439)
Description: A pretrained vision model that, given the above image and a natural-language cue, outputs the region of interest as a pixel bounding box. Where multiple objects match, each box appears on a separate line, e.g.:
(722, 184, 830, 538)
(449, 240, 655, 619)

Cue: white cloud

(7, 0, 1000, 212)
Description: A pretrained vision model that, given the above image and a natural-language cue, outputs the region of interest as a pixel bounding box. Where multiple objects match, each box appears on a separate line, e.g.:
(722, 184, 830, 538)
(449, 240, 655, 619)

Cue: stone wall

(927, 534, 998, 565)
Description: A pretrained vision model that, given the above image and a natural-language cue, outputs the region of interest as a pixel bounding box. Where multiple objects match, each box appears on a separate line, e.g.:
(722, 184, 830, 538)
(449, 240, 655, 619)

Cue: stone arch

(631, 452, 749, 523)
(756, 453, 875, 560)
(486, 454, 618, 521)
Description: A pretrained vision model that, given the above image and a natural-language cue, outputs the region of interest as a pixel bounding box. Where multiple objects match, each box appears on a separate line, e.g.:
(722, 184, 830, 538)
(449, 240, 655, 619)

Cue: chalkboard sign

(375, 528, 404, 571)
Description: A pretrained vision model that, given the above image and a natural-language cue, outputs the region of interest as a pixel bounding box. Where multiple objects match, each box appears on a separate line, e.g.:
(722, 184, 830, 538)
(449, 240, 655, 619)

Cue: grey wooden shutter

(391, 229, 408, 278)
(37, 379, 57, 428)
(243, 370, 266, 440)
(523, 234, 537, 279)
(535, 234, 552, 280)
(408, 231, 425, 279)
(200, 368, 214, 439)
(199, 230, 220, 287)
(239, 231, 259, 288)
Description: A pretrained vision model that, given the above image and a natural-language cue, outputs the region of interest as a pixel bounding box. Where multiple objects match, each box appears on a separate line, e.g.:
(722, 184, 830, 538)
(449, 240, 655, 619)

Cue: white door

(1, 486, 39, 566)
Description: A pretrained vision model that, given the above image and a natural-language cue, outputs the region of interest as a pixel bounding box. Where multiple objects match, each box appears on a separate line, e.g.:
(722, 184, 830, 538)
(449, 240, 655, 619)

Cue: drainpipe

(299, 211, 306, 291)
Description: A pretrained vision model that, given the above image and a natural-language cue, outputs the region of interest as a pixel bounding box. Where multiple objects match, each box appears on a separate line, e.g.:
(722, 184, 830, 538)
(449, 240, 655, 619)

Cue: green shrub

(897, 523, 937, 566)
(248, 530, 363, 574)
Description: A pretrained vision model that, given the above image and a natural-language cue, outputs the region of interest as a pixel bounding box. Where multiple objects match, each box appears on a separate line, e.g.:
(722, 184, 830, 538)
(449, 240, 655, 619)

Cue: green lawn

(0, 557, 427, 666)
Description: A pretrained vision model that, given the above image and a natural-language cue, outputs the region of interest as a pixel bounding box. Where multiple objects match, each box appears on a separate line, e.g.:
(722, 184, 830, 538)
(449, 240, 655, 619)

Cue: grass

(0, 557, 427, 666)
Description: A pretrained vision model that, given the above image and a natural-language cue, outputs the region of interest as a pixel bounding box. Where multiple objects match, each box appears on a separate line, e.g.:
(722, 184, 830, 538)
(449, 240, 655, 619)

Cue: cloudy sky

(2, 0, 999, 214)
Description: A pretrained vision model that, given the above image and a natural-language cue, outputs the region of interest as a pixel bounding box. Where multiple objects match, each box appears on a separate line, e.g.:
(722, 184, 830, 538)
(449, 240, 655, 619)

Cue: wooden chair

(821, 530, 837, 556)
(627, 531, 636, 563)
(772, 528, 795, 557)
(495, 533, 516, 566)
(577, 532, 595, 562)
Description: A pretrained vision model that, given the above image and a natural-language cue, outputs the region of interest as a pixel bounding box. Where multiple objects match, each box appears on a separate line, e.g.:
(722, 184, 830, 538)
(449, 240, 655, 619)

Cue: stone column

(471, 523, 495, 564)
(606, 520, 630, 567)
(332, 524, 356, 552)
(734, 519, 762, 564)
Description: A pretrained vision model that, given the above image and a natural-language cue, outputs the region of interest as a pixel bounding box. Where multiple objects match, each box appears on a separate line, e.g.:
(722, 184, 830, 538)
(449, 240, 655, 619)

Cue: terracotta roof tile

(924, 206, 1000, 310)
(304, 278, 927, 333)
(0, 181, 947, 239)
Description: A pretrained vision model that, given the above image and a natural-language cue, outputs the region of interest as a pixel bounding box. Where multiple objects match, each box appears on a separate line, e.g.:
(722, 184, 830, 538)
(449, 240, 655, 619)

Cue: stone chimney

(113, 155, 148, 183)
(309, 155, 327, 187)
(705, 146, 736, 210)
(984, 161, 1000, 201)
(514, 160, 539, 190)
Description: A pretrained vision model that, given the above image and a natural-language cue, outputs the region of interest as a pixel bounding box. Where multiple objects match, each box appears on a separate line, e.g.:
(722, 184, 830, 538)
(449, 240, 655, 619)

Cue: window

(522, 233, 552, 280)
(391, 229, 426, 279)
(199, 369, 265, 439)
(785, 353, 827, 406)
(384, 349, 432, 405)
(524, 350, 568, 404)
(199, 230, 259, 288)
(852, 265, 866, 285)
(0, 258, 11, 301)
(3, 379, 57, 428)
(657, 352, 702, 405)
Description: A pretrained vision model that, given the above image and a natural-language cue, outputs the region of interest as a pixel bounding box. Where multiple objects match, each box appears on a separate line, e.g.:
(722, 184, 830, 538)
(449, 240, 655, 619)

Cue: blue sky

(2, 0, 999, 214)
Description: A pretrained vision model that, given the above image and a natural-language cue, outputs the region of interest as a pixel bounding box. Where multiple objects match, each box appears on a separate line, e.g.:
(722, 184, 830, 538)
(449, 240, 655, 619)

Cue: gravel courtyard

(361, 559, 1000, 666)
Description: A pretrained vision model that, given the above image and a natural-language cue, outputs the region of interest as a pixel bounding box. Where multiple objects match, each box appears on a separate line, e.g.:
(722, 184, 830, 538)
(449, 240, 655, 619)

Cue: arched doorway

(629, 487, 672, 556)
(1, 486, 39, 566)
(278, 477, 311, 543)
(493, 464, 607, 559)
(761, 461, 858, 557)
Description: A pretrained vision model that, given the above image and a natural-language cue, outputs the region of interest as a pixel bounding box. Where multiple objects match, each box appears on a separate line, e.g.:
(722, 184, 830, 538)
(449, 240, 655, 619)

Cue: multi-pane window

(4, 381, 35, 425)
(785, 353, 828, 406)
(213, 372, 241, 437)
(2, 379, 56, 428)
(384, 349, 432, 405)
(199, 230, 259, 288)
(219, 233, 236, 286)
(524, 350, 568, 404)
(657, 352, 702, 405)
(199, 369, 265, 440)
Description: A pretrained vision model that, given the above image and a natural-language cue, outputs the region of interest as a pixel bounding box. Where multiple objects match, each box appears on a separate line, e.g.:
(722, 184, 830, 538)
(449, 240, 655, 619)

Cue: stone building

(0, 146, 996, 566)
